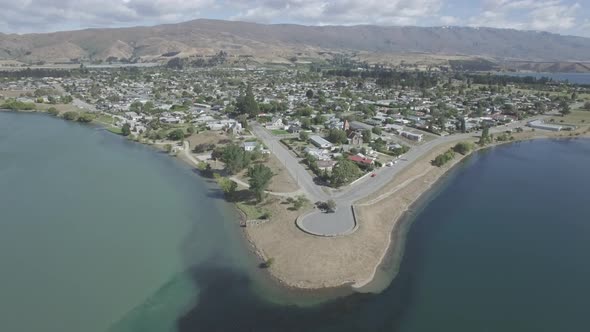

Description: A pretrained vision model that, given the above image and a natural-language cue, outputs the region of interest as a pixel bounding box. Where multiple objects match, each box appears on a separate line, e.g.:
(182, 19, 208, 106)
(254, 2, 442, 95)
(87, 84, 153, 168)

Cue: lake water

(2, 111, 590, 331)
(497, 72, 590, 85)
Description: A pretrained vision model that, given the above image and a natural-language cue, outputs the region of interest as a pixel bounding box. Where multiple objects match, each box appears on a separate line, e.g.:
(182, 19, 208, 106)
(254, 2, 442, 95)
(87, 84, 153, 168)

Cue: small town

(2, 4, 590, 331)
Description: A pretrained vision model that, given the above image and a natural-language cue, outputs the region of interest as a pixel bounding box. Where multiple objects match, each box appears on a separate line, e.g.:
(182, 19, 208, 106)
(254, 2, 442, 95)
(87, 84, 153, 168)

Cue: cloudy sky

(1, 0, 589, 37)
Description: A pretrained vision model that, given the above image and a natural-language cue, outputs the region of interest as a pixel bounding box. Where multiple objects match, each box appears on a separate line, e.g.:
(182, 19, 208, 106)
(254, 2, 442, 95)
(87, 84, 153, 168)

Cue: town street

(252, 117, 544, 236)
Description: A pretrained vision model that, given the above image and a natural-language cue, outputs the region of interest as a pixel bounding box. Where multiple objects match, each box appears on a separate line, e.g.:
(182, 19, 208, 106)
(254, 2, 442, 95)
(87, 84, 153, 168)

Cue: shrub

(47, 107, 59, 116)
(432, 149, 456, 167)
(62, 111, 79, 121)
(453, 142, 474, 155)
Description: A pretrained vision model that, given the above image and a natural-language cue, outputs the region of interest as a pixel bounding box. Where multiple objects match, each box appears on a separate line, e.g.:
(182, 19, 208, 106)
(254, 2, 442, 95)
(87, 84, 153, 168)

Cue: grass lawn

(271, 129, 289, 135)
(236, 201, 267, 220)
(94, 113, 115, 125)
(106, 126, 122, 134)
(548, 110, 590, 126)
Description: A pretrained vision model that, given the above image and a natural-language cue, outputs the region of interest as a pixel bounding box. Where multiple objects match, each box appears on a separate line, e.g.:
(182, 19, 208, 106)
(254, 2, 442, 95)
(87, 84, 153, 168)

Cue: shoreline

(7, 109, 590, 293)
(351, 131, 590, 291)
(241, 128, 590, 291)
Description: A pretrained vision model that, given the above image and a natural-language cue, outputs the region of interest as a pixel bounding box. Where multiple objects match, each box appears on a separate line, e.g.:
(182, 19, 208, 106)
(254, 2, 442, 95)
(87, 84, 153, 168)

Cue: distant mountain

(2, 19, 590, 69)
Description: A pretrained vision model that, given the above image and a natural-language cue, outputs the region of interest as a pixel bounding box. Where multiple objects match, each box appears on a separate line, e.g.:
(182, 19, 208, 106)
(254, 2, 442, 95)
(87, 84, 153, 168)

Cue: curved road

(253, 118, 543, 236)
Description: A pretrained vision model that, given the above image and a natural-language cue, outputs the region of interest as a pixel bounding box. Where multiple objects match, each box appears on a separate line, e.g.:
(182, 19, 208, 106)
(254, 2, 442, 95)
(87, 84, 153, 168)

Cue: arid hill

(2, 19, 590, 70)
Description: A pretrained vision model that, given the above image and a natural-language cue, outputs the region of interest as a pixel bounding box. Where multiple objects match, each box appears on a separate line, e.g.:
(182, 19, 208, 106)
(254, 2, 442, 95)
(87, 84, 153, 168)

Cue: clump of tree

(453, 142, 474, 155)
(330, 159, 361, 187)
(62, 111, 79, 121)
(247, 164, 274, 202)
(432, 149, 456, 167)
(217, 144, 252, 174)
(77, 113, 94, 123)
(559, 100, 571, 116)
(478, 126, 492, 145)
(287, 195, 309, 211)
(214, 174, 238, 200)
(236, 84, 259, 117)
(299, 131, 309, 141)
(121, 123, 131, 136)
(167, 129, 185, 141)
(1, 99, 36, 111)
(583, 101, 590, 111)
(47, 107, 59, 116)
(327, 129, 348, 144)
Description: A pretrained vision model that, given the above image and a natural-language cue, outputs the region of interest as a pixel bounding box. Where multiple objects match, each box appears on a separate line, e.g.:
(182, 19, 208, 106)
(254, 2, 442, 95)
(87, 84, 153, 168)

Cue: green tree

(77, 113, 94, 123)
(453, 142, 474, 155)
(236, 84, 259, 117)
(247, 164, 274, 202)
(301, 117, 312, 129)
(62, 111, 79, 121)
(327, 129, 348, 144)
(218, 177, 238, 199)
(559, 101, 571, 116)
(478, 126, 490, 145)
(121, 123, 131, 136)
(299, 131, 309, 141)
(331, 159, 361, 187)
(167, 129, 185, 141)
(362, 129, 372, 143)
(372, 127, 382, 135)
(221, 144, 251, 174)
(47, 107, 59, 116)
(306, 89, 314, 99)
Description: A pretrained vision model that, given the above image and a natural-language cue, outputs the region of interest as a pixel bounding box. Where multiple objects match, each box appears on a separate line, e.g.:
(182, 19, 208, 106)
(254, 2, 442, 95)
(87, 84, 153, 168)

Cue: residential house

(348, 155, 375, 166)
(317, 160, 337, 172)
(400, 131, 423, 142)
(266, 117, 284, 129)
(243, 142, 259, 151)
(347, 131, 363, 146)
(310, 135, 334, 149)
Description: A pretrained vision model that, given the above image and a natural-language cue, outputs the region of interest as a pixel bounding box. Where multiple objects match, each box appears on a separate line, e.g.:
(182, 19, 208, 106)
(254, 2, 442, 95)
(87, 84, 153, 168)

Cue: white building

(310, 135, 333, 149)
(400, 131, 423, 142)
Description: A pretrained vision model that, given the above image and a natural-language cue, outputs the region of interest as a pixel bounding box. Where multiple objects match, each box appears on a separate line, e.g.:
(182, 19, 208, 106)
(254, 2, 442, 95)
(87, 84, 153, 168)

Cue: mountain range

(2, 19, 590, 71)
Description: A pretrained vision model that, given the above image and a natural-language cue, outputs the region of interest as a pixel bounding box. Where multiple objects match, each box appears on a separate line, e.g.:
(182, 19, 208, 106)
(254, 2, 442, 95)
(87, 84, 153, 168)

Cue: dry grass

(548, 110, 590, 126)
(186, 130, 230, 148)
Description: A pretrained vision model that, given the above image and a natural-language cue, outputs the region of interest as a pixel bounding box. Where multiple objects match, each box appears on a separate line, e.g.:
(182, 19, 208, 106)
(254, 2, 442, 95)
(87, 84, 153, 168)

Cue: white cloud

(228, 0, 444, 26)
(0, 0, 214, 33)
(470, 0, 582, 33)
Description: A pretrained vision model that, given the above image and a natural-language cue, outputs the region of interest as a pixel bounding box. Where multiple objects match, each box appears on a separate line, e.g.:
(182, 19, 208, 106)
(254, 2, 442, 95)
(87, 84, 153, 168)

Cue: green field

(271, 129, 289, 135)
(548, 110, 590, 126)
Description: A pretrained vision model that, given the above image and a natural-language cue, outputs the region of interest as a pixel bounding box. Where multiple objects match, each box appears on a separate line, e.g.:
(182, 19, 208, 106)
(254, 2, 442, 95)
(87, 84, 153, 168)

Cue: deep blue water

(176, 139, 590, 332)
(2, 112, 590, 332)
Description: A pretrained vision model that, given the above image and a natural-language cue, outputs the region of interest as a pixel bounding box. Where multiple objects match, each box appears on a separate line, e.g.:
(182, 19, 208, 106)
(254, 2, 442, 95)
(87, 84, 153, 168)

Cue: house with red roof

(348, 155, 374, 166)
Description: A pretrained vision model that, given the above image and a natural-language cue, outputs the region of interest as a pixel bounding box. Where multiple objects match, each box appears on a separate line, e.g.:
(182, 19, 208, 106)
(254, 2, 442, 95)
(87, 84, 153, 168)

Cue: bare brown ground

(186, 130, 230, 147)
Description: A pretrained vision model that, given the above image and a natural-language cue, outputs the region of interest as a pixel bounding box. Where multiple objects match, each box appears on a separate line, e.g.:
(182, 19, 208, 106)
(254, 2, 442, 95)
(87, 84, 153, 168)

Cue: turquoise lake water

(1, 111, 589, 331)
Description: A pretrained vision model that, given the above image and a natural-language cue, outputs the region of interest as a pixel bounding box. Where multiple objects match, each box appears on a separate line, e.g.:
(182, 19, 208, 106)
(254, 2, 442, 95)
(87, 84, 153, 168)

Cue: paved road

(251, 123, 329, 202)
(252, 117, 544, 236)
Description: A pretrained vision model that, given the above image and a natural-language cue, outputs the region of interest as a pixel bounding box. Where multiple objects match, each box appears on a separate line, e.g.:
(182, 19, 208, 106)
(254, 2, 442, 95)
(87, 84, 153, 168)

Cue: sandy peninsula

(241, 127, 590, 290)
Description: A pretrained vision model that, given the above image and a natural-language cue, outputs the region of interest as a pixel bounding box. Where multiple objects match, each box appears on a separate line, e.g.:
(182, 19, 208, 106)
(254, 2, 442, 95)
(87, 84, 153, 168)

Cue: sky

(1, 0, 589, 37)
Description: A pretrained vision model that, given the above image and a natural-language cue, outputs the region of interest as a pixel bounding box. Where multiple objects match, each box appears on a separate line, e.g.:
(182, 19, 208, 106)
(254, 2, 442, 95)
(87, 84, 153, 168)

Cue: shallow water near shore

(2, 111, 590, 331)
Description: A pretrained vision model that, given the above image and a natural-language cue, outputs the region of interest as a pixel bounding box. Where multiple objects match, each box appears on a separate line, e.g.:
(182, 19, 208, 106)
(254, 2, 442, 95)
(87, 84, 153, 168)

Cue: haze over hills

(2, 19, 590, 70)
